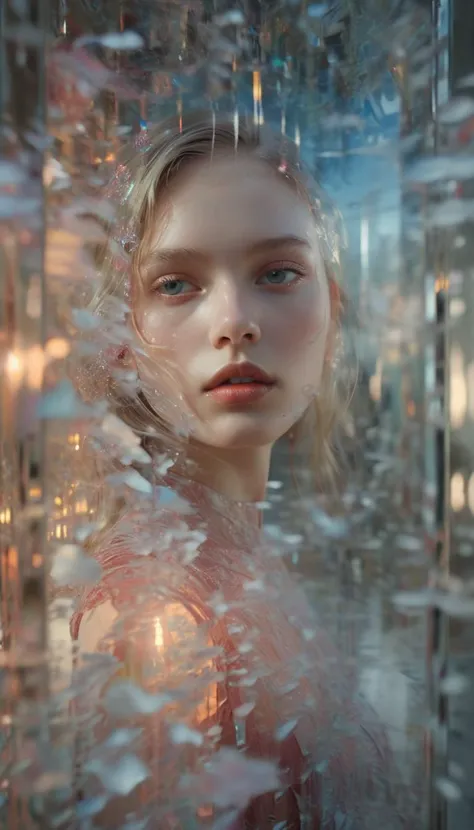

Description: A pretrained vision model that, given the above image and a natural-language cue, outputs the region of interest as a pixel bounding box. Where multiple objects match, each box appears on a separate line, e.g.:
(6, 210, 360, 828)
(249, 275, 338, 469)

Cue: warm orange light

(45, 337, 71, 361)
(6, 351, 23, 382)
(0, 508, 11, 525)
(450, 346, 467, 429)
(155, 618, 164, 649)
(8, 547, 18, 570)
(435, 273, 449, 293)
(26, 346, 45, 390)
(451, 473, 465, 512)
(253, 71, 262, 104)
(468, 475, 474, 515)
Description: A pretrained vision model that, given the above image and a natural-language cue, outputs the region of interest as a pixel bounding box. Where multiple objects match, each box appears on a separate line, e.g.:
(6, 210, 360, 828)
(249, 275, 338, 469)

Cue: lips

(203, 362, 275, 392)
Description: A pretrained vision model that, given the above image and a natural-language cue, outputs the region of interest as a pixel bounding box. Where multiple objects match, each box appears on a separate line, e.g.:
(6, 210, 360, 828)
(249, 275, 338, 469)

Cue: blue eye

(155, 278, 193, 296)
(259, 268, 300, 286)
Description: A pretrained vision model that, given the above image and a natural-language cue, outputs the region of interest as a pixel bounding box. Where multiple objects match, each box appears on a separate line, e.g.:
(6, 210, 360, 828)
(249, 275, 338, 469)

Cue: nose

(209, 284, 261, 349)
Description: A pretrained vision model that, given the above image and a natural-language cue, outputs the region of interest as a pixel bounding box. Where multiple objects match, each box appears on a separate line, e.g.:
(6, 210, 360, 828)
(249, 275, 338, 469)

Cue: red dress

(70, 474, 406, 829)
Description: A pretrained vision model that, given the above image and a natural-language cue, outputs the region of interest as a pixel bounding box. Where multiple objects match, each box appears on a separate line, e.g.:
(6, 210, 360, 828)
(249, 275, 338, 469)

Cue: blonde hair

(76, 111, 352, 528)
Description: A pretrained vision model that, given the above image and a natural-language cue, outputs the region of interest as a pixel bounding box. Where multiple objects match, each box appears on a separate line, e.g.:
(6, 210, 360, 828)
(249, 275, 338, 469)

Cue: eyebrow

(143, 235, 311, 267)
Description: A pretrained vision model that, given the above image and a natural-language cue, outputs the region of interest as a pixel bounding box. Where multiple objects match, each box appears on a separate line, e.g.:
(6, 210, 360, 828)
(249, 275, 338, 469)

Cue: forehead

(148, 154, 319, 255)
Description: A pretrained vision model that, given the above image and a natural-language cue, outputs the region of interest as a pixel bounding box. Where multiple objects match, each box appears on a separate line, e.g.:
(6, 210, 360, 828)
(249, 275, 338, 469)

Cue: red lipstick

(203, 362, 276, 406)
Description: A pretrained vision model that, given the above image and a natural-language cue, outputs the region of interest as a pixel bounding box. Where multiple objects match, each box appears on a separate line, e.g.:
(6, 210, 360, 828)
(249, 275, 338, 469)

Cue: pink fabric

(70, 475, 407, 828)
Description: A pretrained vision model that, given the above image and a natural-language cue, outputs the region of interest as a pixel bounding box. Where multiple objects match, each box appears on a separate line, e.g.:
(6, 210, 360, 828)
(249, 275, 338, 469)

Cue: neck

(177, 441, 272, 503)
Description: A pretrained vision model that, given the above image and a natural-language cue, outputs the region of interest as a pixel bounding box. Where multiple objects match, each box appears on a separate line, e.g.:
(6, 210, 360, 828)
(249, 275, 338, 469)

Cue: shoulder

(77, 599, 119, 654)
(77, 593, 208, 654)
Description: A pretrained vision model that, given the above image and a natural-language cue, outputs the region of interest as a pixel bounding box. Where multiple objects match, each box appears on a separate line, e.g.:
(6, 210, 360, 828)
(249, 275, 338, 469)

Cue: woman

(70, 112, 404, 828)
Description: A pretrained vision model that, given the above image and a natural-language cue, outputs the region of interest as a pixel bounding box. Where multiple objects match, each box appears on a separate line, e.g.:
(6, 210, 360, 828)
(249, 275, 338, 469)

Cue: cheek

(277, 288, 330, 358)
(134, 304, 175, 349)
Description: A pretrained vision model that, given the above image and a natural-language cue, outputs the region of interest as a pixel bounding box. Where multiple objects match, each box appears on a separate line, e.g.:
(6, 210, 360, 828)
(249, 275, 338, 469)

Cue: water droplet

(86, 754, 149, 796)
(51, 545, 101, 587)
(104, 680, 171, 717)
(170, 723, 203, 747)
(234, 702, 255, 718)
(435, 777, 462, 801)
(275, 718, 299, 741)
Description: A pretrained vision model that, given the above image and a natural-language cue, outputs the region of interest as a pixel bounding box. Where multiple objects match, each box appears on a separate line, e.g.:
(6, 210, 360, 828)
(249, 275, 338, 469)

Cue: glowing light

(0, 508, 11, 525)
(450, 345, 467, 429)
(8, 547, 18, 570)
(253, 71, 262, 104)
(369, 359, 383, 402)
(26, 346, 45, 390)
(155, 618, 164, 649)
(450, 298, 465, 319)
(29, 487, 42, 500)
(6, 351, 23, 379)
(467, 362, 474, 419)
(32, 553, 43, 568)
(435, 273, 449, 293)
(451, 473, 465, 512)
(253, 71, 263, 124)
(45, 338, 70, 361)
(468, 475, 474, 514)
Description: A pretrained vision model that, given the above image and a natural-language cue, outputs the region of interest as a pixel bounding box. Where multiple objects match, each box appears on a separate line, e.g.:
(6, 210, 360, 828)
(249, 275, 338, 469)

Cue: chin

(193, 413, 284, 450)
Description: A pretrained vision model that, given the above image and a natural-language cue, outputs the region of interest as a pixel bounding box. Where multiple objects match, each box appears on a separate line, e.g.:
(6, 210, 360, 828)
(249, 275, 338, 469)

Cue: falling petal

(0, 161, 26, 184)
(104, 728, 143, 748)
(183, 747, 279, 809)
(99, 32, 144, 50)
(234, 702, 255, 718)
(0, 196, 41, 218)
(439, 97, 474, 124)
(392, 590, 433, 611)
(435, 778, 462, 801)
(170, 723, 204, 747)
(32, 771, 70, 793)
(101, 413, 141, 448)
(275, 718, 299, 741)
(157, 486, 194, 514)
(214, 10, 245, 26)
(406, 156, 474, 184)
(76, 796, 108, 818)
(396, 534, 423, 552)
(440, 674, 470, 696)
(75, 521, 102, 543)
(86, 754, 150, 796)
(51, 545, 102, 587)
(104, 680, 172, 717)
(307, 3, 329, 18)
(243, 578, 265, 592)
(107, 469, 153, 495)
(71, 308, 101, 331)
(38, 380, 101, 419)
(436, 594, 474, 619)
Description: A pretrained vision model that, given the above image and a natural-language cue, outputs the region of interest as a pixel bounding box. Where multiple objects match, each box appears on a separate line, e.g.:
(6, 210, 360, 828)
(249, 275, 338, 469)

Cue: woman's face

(133, 153, 331, 450)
